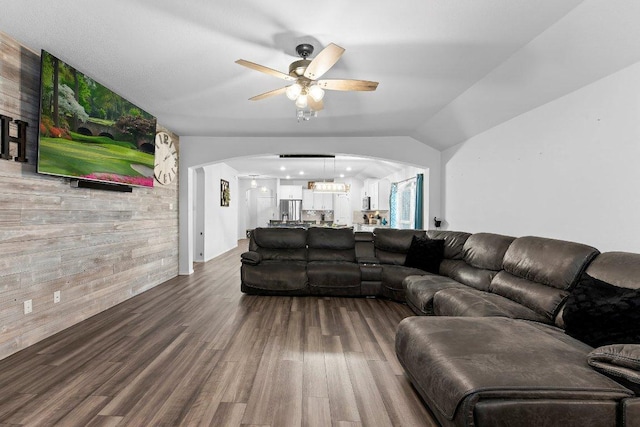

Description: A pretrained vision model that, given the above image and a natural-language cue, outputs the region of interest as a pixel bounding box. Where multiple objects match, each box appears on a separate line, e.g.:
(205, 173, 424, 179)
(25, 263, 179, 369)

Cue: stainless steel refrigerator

(280, 199, 302, 222)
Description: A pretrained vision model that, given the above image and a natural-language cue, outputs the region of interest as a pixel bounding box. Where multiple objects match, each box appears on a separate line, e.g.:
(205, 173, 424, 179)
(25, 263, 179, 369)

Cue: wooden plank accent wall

(0, 31, 179, 360)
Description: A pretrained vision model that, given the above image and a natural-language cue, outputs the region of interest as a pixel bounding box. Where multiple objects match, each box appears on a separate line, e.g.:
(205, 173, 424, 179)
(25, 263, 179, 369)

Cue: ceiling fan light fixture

(286, 83, 302, 100)
(295, 94, 308, 109)
(308, 85, 325, 102)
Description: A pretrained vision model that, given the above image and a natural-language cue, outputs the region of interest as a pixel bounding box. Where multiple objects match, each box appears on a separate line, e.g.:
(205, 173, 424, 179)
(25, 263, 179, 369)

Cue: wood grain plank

(323, 336, 361, 424)
(0, 238, 435, 426)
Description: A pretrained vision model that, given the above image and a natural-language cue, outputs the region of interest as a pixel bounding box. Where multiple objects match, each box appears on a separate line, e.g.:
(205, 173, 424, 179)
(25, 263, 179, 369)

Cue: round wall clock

(154, 132, 177, 185)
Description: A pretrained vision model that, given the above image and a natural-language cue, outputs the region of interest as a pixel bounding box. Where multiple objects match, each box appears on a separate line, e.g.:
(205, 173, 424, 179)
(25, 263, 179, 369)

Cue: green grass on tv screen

(39, 134, 154, 186)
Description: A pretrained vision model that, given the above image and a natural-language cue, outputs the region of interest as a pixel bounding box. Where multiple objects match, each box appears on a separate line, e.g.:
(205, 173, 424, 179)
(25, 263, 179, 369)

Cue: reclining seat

(307, 227, 361, 296)
(240, 227, 308, 295)
(404, 232, 513, 315)
(433, 236, 599, 324)
(396, 251, 640, 427)
(373, 228, 428, 301)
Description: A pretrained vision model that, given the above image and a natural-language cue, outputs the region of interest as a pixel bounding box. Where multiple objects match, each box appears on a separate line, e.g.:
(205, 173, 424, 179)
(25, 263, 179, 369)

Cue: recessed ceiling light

(280, 166, 286, 171)
(286, 175, 290, 179)
(340, 174, 345, 178)
(346, 166, 352, 171)
(299, 171, 304, 175)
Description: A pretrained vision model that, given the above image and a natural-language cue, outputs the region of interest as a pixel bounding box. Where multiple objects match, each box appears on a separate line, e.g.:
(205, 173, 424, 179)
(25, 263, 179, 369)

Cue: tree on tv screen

(40, 51, 155, 147)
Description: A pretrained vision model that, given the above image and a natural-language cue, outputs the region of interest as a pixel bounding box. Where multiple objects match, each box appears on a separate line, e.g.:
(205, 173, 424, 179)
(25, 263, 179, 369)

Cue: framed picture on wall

(220, 179, 230, 207)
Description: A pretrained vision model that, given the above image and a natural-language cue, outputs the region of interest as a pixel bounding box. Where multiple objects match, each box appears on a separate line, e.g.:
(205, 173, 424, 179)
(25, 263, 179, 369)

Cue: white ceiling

(3, 1, 640, 179)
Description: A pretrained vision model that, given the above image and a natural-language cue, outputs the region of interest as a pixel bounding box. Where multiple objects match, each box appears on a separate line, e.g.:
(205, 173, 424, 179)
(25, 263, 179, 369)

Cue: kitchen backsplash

(302, 211, 334, 223)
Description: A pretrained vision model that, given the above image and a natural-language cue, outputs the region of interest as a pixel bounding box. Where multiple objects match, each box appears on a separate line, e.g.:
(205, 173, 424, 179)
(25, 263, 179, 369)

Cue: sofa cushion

(588, 344, 640, 394)
(487, 236, 599, 321)
(501, 236, 599, 290)
(308, 227, 355, 249)
(374, 228, 425, 265)
(490, 270, 572, 321)
(308, 262, 361, 294)
(433, 287, 550, 324)
(241, 260, 308, 292)
(404, 236, 444, 274)
(251, 227, 307, 249)
(426, 230, 471, 260)
(306, 227, 356, 262)
(585, 251, 640, 290)
(395, 317, 634, 422)
(379, 265, 426, 301)
(462, 232, 515, 270)
(563, 273, 640, 347)
(403, 274, 469, 315)
(439, 259, 496, 292)
(250, 227, 308, 261)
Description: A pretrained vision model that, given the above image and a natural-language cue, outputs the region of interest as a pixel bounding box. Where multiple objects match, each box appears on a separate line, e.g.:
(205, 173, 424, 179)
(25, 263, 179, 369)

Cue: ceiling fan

(235, 43, 379, 115)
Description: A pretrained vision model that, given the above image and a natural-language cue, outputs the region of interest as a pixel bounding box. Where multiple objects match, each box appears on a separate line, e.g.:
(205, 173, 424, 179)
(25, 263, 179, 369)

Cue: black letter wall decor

(0, 115, 29, 163)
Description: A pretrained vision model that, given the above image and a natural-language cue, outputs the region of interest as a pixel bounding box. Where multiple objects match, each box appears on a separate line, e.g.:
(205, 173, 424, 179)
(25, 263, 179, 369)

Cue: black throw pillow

(563, 273, 640, 347)
(404, 236, 444, 274)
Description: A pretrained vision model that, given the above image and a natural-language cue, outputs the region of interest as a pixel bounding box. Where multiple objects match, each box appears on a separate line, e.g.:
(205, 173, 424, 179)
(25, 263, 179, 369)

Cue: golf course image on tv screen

(37, 50, 157, 187)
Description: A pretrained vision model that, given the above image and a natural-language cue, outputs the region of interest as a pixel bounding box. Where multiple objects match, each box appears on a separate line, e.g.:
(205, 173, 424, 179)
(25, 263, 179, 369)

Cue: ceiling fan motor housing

(290, 44, 315, 78)
(295, 43, 314, 58)
(289, 59, 311, 78)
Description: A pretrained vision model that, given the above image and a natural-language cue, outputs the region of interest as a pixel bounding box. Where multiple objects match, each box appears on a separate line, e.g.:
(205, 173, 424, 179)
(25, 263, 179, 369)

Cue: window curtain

(389, 174, 423, 229)
(415, 173, 424, 229)
(390, 183, 398, 228)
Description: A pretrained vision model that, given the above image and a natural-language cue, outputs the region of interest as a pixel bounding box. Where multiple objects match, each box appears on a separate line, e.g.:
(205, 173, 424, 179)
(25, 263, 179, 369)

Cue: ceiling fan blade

(249, 86, 288, 101)
(316, 79, 379, 91)
(308, 97, 324, 112)
(235, 59, 295, 81)
(303, 43, 345, 80)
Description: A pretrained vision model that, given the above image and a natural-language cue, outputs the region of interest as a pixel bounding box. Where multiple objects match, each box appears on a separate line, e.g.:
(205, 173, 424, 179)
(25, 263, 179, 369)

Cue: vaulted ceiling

(2, 0, 640, 177)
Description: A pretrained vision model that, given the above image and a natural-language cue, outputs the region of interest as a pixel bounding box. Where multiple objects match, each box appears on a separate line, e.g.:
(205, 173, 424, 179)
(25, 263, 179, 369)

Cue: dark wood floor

(0, 240, 437, 426)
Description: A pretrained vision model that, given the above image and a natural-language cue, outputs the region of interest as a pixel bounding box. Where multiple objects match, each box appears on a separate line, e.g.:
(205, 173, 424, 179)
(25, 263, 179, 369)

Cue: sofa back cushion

(426, 230, 471, 260)
(562, 252, 640, 344)
(374, 228, 425, 265)
(489, 236, 599, 321)
(585, 252, 640, 290)
(463, 233, 515, 270)
(431, 232, 511, 291)
(250, 227, 307, 261)
(307, 227, 356, 262)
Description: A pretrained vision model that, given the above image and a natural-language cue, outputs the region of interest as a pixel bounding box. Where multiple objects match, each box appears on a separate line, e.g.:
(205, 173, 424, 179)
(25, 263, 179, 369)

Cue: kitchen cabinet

(302, 189, 333, 210)
(302, 189, 314, 210)
(369, 182, 379, 210)
(279, 184, 302, 200)
(314, 192, 333, 210)
(377, 179, 391, 211)
(333, 194, 351, 226)
(362, 179, 390, 211)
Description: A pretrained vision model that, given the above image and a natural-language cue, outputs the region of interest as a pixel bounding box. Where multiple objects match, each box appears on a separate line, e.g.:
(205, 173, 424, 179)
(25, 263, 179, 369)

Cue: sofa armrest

(622, 398, 640, 427)
(241, 251, 262, 266)
(357, 256, 380, 265)
(588, 344, 640, 394)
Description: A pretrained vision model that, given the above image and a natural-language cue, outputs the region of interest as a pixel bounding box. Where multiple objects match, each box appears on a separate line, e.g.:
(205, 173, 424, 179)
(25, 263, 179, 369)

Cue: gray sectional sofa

(240, 226, 640, 426)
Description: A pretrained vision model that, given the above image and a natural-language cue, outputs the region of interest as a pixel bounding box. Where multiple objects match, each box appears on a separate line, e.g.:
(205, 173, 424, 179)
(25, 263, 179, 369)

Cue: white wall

(237, 178, 277, 240)
(179, 136, 441, 274)
(442, 59, 640, 252)
(199, 163, 239, 261)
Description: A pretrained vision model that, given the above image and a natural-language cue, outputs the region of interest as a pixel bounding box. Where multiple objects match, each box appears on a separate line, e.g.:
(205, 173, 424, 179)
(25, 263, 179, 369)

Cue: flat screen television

(37, 50, 157, 188)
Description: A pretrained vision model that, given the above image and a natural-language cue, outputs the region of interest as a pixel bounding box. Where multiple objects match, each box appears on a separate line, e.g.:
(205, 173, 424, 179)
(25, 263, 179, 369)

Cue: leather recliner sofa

(396, 251, 640, 427)
(240, 226, 640, 426)
(241, 227, 483, 299)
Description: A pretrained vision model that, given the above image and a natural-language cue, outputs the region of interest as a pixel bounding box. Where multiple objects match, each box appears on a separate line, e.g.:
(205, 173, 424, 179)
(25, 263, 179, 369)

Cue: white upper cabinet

(279, 184, 303, 200)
